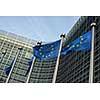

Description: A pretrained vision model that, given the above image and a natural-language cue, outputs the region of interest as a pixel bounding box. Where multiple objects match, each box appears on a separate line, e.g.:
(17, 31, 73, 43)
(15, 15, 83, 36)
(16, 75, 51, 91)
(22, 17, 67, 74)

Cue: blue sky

(0, 16, 79, 42)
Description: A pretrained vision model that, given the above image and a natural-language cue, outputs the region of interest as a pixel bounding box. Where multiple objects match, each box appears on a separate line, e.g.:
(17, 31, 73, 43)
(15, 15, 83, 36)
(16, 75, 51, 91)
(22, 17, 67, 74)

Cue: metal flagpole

(26, 56, 36, 83)
(0, 50, 6, 63)
(52, 34, 65, 83)
(89, 22, 96, 83)
(26, 41, 42, 83)
(0, 50, 6, 82)
(6, 47, 22, 83)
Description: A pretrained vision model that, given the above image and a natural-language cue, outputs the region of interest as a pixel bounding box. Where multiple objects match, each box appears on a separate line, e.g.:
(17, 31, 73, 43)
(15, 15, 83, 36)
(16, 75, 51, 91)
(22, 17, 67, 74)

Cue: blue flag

(33, 40, 61, 60)
(25, 56, 34, 76)
(0, 53, 2, 60)
(4, 58, 15, 76)
(61, 31, 92, 55)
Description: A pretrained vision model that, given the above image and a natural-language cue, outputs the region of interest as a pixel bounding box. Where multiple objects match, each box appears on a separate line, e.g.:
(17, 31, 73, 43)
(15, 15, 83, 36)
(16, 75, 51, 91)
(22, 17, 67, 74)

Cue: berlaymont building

(0, 16, 100, 83)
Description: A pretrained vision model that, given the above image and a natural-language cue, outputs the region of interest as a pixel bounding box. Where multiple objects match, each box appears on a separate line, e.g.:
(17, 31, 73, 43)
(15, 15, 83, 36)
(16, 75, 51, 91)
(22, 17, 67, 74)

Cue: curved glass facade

(56, 16, 100, 83)
(28, 59, 56, 83)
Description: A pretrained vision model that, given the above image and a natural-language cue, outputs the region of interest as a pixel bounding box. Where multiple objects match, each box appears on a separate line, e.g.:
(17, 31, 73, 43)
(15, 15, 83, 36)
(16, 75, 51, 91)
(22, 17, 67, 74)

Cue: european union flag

(33, 40, 61, 60)
(4, 58, 15, 76)
(25, 56, 34, 76)
(61, 31, 92, 55)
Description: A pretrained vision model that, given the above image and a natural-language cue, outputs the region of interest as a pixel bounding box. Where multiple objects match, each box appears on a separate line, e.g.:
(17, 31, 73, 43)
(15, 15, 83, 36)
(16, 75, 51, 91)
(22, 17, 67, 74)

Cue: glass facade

(0, 16, 100, 83)
(0, 30, 56, 83)
(0, 30, 36, 83)
(28, 59, 56, 83)
(56, 16, 100, 83)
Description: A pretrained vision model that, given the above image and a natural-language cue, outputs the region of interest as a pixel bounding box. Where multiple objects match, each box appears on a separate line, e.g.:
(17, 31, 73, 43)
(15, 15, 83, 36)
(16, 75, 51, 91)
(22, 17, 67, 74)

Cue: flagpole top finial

(60, 34, 66, 38)
(91, 22, 96, 27)
(2, 50, 6, 55)
(18, 47, 23, 50)
(37, 41, 42, 45)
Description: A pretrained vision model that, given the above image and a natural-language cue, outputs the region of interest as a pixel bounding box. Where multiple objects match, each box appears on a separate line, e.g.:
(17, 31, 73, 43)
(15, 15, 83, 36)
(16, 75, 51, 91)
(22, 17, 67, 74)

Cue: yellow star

(51, 51, 53, 54)
(46, 56, 48, 58)
(39, 49, 41, 51)
(72, 45, 75, 48)
(42, 55, 45, 57)
(67, 45, 70, 47)
(40, 52, 42, 55)
(80, 41, 83, 45)
(80, 37, 84, 41)
(51, 48, 54, 50)
(76, 44, 79, 47)
(80, 36, 83, 38)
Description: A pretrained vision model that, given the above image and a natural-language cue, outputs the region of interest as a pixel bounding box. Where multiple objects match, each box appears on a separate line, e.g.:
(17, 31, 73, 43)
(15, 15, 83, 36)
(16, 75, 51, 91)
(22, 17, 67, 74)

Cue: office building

(0, 16, 100, 83)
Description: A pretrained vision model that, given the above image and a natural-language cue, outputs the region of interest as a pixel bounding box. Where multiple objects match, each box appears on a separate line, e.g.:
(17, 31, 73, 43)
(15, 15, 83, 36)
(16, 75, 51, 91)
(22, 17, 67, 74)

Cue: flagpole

(0, 50, 6, 82)
(26, 56, 36, 83)
(89, 22, 96, 83)
(52, 34, 65, 83)
(6, 47, 22, 83)
(0, 50, 6, 63)
(26, 41, 42, 83)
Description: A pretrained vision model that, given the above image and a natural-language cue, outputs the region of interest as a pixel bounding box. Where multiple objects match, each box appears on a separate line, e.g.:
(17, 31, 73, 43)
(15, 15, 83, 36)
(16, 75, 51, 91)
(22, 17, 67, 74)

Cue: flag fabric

(0, 53, 1, 59)
(4, 58, 15, 76)
(61, 31, 92, 55)
(33, 40, 61, 60)
(25, 56, 34, 76)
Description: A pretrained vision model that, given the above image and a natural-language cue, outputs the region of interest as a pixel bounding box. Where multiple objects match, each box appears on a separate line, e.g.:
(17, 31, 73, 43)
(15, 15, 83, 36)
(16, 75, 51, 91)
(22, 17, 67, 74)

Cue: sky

(0, 16, 79, 42)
